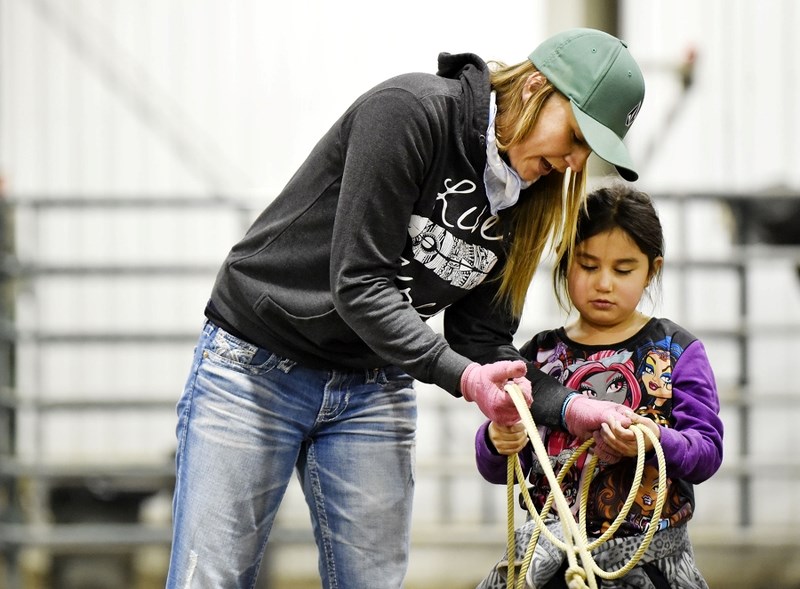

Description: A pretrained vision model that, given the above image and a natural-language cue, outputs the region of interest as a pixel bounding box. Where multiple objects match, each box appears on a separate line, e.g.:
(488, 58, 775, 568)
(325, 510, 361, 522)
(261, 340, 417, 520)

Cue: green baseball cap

(530, 28, 645, 181)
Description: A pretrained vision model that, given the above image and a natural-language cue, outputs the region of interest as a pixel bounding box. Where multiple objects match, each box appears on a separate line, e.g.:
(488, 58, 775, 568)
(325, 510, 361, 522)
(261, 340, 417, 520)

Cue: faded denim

(166, 321, 417, 589)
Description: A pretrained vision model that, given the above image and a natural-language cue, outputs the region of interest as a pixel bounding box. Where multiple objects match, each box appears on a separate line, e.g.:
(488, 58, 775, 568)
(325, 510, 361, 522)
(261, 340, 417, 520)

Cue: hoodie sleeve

(445, 290, 574, 417)
(330, 88, 471, 394)
(443, 266, 521, 364)
(519, 336, 575, 428)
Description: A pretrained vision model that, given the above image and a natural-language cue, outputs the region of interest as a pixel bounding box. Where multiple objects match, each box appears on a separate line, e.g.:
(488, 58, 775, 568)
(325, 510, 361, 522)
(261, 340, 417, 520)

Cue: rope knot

(565, 565, 589, 589)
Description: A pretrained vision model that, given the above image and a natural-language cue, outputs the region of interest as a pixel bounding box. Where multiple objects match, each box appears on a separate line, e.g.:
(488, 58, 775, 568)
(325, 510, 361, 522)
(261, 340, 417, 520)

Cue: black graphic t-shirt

(518, 318, 715, 537)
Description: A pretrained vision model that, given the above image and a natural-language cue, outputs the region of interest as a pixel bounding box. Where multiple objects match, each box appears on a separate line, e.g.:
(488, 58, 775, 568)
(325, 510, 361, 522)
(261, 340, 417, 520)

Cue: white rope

(504, 383, 667, 589)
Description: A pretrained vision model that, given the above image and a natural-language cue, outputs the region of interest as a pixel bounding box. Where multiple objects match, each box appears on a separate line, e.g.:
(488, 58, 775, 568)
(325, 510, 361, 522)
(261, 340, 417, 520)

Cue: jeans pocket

(203, 326, 277, 374)
(379, 366, 415, 389)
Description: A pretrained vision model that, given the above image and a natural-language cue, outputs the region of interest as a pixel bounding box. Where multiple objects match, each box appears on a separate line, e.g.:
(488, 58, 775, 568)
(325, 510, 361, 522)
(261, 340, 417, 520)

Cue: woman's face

(506, 86, 592, 184)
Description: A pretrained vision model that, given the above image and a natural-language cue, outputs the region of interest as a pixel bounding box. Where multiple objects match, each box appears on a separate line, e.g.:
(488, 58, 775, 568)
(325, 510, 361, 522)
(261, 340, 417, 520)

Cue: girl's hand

(594, 412, 661, 458)
(488, 421, 529, 456)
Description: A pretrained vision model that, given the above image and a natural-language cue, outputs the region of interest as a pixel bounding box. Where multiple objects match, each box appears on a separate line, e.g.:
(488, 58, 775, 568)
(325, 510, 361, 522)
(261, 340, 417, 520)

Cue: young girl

(474, 184, 724, 588)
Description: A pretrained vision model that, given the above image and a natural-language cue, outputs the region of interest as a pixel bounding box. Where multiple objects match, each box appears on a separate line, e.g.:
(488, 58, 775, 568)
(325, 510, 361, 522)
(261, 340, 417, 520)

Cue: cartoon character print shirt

(476, 318, 723, 538)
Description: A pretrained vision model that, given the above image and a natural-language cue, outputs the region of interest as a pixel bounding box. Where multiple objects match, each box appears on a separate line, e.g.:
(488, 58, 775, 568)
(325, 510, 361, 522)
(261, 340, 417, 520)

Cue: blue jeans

(166, 321, 418, 589)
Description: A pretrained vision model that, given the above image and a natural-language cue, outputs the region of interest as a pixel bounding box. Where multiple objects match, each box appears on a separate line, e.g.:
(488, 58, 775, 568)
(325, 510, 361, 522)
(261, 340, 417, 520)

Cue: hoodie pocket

(254, 292, 355, 349)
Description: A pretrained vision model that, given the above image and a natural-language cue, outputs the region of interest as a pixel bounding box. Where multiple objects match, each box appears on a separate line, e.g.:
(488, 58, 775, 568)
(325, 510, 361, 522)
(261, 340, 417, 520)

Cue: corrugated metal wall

(623, 0, 800, 191)
(2, 1, 800, 587)
(4, 1, 799, 196)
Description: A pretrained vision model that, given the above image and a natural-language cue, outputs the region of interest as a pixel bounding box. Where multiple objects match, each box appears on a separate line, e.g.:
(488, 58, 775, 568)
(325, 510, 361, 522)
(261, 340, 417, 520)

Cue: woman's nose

(567, 145, 592, 173)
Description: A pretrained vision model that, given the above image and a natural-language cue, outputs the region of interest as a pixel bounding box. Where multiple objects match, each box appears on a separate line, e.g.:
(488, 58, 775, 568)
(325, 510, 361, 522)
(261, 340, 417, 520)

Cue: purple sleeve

(474, 420, 509, 484)
(657, 340, 724, 483)
(475, 420, 534, 484)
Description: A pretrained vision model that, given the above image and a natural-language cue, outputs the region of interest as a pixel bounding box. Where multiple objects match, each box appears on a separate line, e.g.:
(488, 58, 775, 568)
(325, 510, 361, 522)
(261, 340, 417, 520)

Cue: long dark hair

(553, 183, 665, 311)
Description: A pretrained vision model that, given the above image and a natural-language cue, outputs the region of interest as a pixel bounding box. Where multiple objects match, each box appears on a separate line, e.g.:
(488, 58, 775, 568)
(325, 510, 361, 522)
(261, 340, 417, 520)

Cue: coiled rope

(503, 383, 667, 589)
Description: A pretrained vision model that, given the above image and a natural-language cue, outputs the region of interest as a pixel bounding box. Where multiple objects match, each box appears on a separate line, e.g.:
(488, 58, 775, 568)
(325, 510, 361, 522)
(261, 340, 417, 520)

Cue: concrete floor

(5, 536, 799, 588)
(265, 541, 800, 589)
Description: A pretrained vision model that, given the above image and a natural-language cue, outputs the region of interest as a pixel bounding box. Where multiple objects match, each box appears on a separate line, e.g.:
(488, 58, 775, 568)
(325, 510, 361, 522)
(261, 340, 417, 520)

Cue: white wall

(0, 0, 550, 198)
(4, 1, 798, 197)
(623, 0, 800, 192)
(2, 2, 800, 586)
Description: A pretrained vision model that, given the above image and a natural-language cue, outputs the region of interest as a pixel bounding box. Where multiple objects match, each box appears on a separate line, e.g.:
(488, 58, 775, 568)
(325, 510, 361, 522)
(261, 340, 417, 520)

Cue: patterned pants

(474, 517, 709, 589)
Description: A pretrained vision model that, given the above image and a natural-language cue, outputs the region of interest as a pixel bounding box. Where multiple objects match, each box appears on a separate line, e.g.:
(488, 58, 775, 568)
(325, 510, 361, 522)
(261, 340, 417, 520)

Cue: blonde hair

(489, 60, 587, 318)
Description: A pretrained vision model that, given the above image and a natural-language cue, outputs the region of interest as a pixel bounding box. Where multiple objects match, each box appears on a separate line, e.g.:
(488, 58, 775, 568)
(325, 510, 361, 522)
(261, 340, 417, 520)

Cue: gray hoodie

(206, 52, 571, 419)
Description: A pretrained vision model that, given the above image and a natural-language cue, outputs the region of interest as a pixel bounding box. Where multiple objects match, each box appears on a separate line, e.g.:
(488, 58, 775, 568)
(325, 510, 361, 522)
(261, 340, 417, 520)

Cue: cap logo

(625, 102, 642, 127)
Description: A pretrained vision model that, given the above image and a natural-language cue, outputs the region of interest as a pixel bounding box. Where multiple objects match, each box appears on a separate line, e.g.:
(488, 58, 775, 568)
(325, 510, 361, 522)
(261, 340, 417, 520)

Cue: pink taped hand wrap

(512, 376, 532, 403)
(460, 360, 532, 426)
(564, 395, 633, 440)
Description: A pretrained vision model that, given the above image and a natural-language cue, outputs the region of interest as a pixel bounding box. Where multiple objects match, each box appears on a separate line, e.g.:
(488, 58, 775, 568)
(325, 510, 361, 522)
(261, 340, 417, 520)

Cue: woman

(167, 28, 646, 589)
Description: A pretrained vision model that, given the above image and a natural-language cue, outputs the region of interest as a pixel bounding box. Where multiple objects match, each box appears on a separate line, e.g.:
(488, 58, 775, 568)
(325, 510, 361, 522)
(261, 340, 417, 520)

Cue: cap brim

(571, 102, 638, 181)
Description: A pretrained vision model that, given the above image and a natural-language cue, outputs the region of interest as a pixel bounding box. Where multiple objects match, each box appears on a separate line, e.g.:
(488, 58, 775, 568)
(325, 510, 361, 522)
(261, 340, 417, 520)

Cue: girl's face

(567, 227, 659, 332)
(506, 86, 592, 184)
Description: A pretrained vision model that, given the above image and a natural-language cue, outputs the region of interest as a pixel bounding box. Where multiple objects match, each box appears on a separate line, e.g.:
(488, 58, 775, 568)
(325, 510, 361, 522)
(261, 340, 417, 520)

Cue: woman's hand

(460, 361, 532, 426)
(564, 395, 633, 440)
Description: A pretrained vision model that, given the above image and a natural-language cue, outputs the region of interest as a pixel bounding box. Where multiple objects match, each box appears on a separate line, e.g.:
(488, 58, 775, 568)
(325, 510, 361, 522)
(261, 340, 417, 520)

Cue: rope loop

(503, 383, 667, 589)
